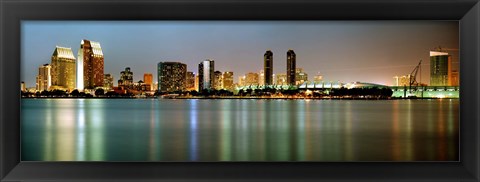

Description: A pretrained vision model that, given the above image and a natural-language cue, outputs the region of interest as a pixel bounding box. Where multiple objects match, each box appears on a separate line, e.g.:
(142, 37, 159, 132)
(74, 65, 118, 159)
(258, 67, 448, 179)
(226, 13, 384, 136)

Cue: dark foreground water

(21, 99, 459, 161)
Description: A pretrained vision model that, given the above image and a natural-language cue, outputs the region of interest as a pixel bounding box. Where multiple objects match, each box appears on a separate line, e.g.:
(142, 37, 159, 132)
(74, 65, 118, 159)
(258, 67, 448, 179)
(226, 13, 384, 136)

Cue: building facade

(118, 67, 133, 88)
(143, 73, 153, 91)
(104, 74, 114, 90)
(214, 71, 223, 90)
(186, 72, 196, 91)
(222, 71, 234, 91)
(430, 51, 452, 86)
(295, 68, 308, 85)
(158, 62, 187, 92)
(198, 59, 215, 91)
(51, 46, 76, 91)
(78, 39, 104, 90)
(276, 73, 287, 85)
(264, 50, 273, 85)
(245, 72, 259, 86)
(36, 64, 52, 91)
(286, 49, 296, 85)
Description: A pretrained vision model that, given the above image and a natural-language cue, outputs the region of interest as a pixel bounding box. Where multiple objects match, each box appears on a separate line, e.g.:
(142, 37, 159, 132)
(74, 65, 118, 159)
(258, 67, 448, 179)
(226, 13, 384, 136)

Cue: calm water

(21, 99, 459, 161)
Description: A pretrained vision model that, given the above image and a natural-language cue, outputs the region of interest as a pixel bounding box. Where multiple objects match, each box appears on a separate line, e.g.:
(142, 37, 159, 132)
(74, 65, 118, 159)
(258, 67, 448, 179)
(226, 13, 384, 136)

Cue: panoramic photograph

(20, 21, 459, 161)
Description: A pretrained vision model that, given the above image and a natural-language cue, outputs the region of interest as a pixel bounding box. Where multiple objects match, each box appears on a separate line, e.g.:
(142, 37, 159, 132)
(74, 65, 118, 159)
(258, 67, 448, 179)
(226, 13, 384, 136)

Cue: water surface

(21, 99, 459, 161)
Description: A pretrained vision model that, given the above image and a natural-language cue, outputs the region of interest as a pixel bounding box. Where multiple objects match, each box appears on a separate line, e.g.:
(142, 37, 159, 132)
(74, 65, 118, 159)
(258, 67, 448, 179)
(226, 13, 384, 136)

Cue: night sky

(21, 21, 459, 88)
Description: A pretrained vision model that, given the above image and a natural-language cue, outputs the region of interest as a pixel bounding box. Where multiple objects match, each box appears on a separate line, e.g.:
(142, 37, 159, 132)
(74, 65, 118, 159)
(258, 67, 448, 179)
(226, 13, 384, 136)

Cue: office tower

(104, 74, 114, 90)
(295, 68, 308, 85)
(264, 50, 273, 85)
(259, 70, 265, 86)
(198, 59, 215, 91)
(186, 72, 195, 91)
(222, 71, 234, 91)
(118, 67, 133, 88)
(144, 73, 153, 91)
(36, 64, 52, 91)
(245, 72, 259, 86)
(286, 49, 296, 85)
(78, 39, 104, 90)
(51, 46, 76, 91)
(158, 62, 187, 92)
(430, 51, 452, 86)
(275, 73, 287, 85)
(214, 71, 222, 90)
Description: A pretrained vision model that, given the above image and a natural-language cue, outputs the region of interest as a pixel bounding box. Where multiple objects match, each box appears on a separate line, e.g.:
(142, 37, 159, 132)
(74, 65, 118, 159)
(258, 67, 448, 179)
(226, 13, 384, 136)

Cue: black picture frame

(1, 0, 479, 181)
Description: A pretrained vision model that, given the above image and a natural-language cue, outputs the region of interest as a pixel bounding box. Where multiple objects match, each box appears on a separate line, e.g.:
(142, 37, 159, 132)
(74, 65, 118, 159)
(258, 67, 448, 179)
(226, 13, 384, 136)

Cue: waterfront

(21, 99, 459, 161)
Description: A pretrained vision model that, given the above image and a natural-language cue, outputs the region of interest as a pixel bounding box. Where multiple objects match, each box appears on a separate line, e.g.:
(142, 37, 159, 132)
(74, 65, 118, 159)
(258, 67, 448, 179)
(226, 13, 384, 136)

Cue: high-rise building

(275, 73, 287, 85)
(104, 74, 114, 90)
(245, 72, 259, 86)
(51, 46, 76, 91)
(118, 67, 133, 88)
(222, 71, 234, 91)
(186, 72, 196, 91)
(214, 71, 223, 90)
(198, 59, 215, 91)
(144, 73, 153, 91)
(286, 49, 296, 85)
(158, 62, 187, 92)
(295, 68, 308, 85)
(36, 64, 52, 91)
(264, 50, 273, 85)
(430, 51, 452, 86)
(78, 39, 104, 90)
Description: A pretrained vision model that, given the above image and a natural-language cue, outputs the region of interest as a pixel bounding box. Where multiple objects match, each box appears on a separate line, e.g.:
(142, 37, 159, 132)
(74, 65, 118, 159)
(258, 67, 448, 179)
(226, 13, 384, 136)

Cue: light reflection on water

(21, 99, 459, 161)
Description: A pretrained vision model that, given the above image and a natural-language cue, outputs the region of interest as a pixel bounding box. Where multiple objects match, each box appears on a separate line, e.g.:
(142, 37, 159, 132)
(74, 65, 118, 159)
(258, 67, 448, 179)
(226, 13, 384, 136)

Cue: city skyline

(22, 21, 459, 88)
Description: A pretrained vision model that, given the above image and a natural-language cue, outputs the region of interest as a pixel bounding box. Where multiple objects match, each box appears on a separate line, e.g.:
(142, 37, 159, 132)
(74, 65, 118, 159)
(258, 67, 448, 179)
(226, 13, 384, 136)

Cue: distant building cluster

(26, 41, 459, 95)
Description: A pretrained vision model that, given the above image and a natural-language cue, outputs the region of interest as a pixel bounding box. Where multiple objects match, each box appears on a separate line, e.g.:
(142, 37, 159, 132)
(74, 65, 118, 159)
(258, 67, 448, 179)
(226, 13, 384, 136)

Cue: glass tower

(264, 50, 273, 86)
(198, 59, 215, 91)
(286, 49, 296, 85)
(430, 51, 451, 86)
(78, 39, 104, 90)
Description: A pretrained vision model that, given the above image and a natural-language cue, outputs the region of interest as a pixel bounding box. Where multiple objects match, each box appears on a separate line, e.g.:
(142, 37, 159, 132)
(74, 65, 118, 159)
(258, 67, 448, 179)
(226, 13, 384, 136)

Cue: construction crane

(409, 59, 422, 90)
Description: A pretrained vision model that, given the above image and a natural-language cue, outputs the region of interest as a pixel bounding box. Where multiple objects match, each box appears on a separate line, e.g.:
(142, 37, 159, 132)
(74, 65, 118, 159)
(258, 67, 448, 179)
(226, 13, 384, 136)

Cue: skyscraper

(51, 46, 76, 91)
(430, 51, 452, 86)
(286, 49, 296, 85)
(144, 73, 153, 91)
(104, 74, 114, 90)
(259, 70, 265, 86)
(158, 62, 187, 92)
(198, 59, 215, 91)
(214, 71, 223, 90)
(264, 50, 273, 85)
(118, 67, 133, 88)
(222, 71, 234, 91)
(36, 64, 51, 91)
(78, 39, 104, 90)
